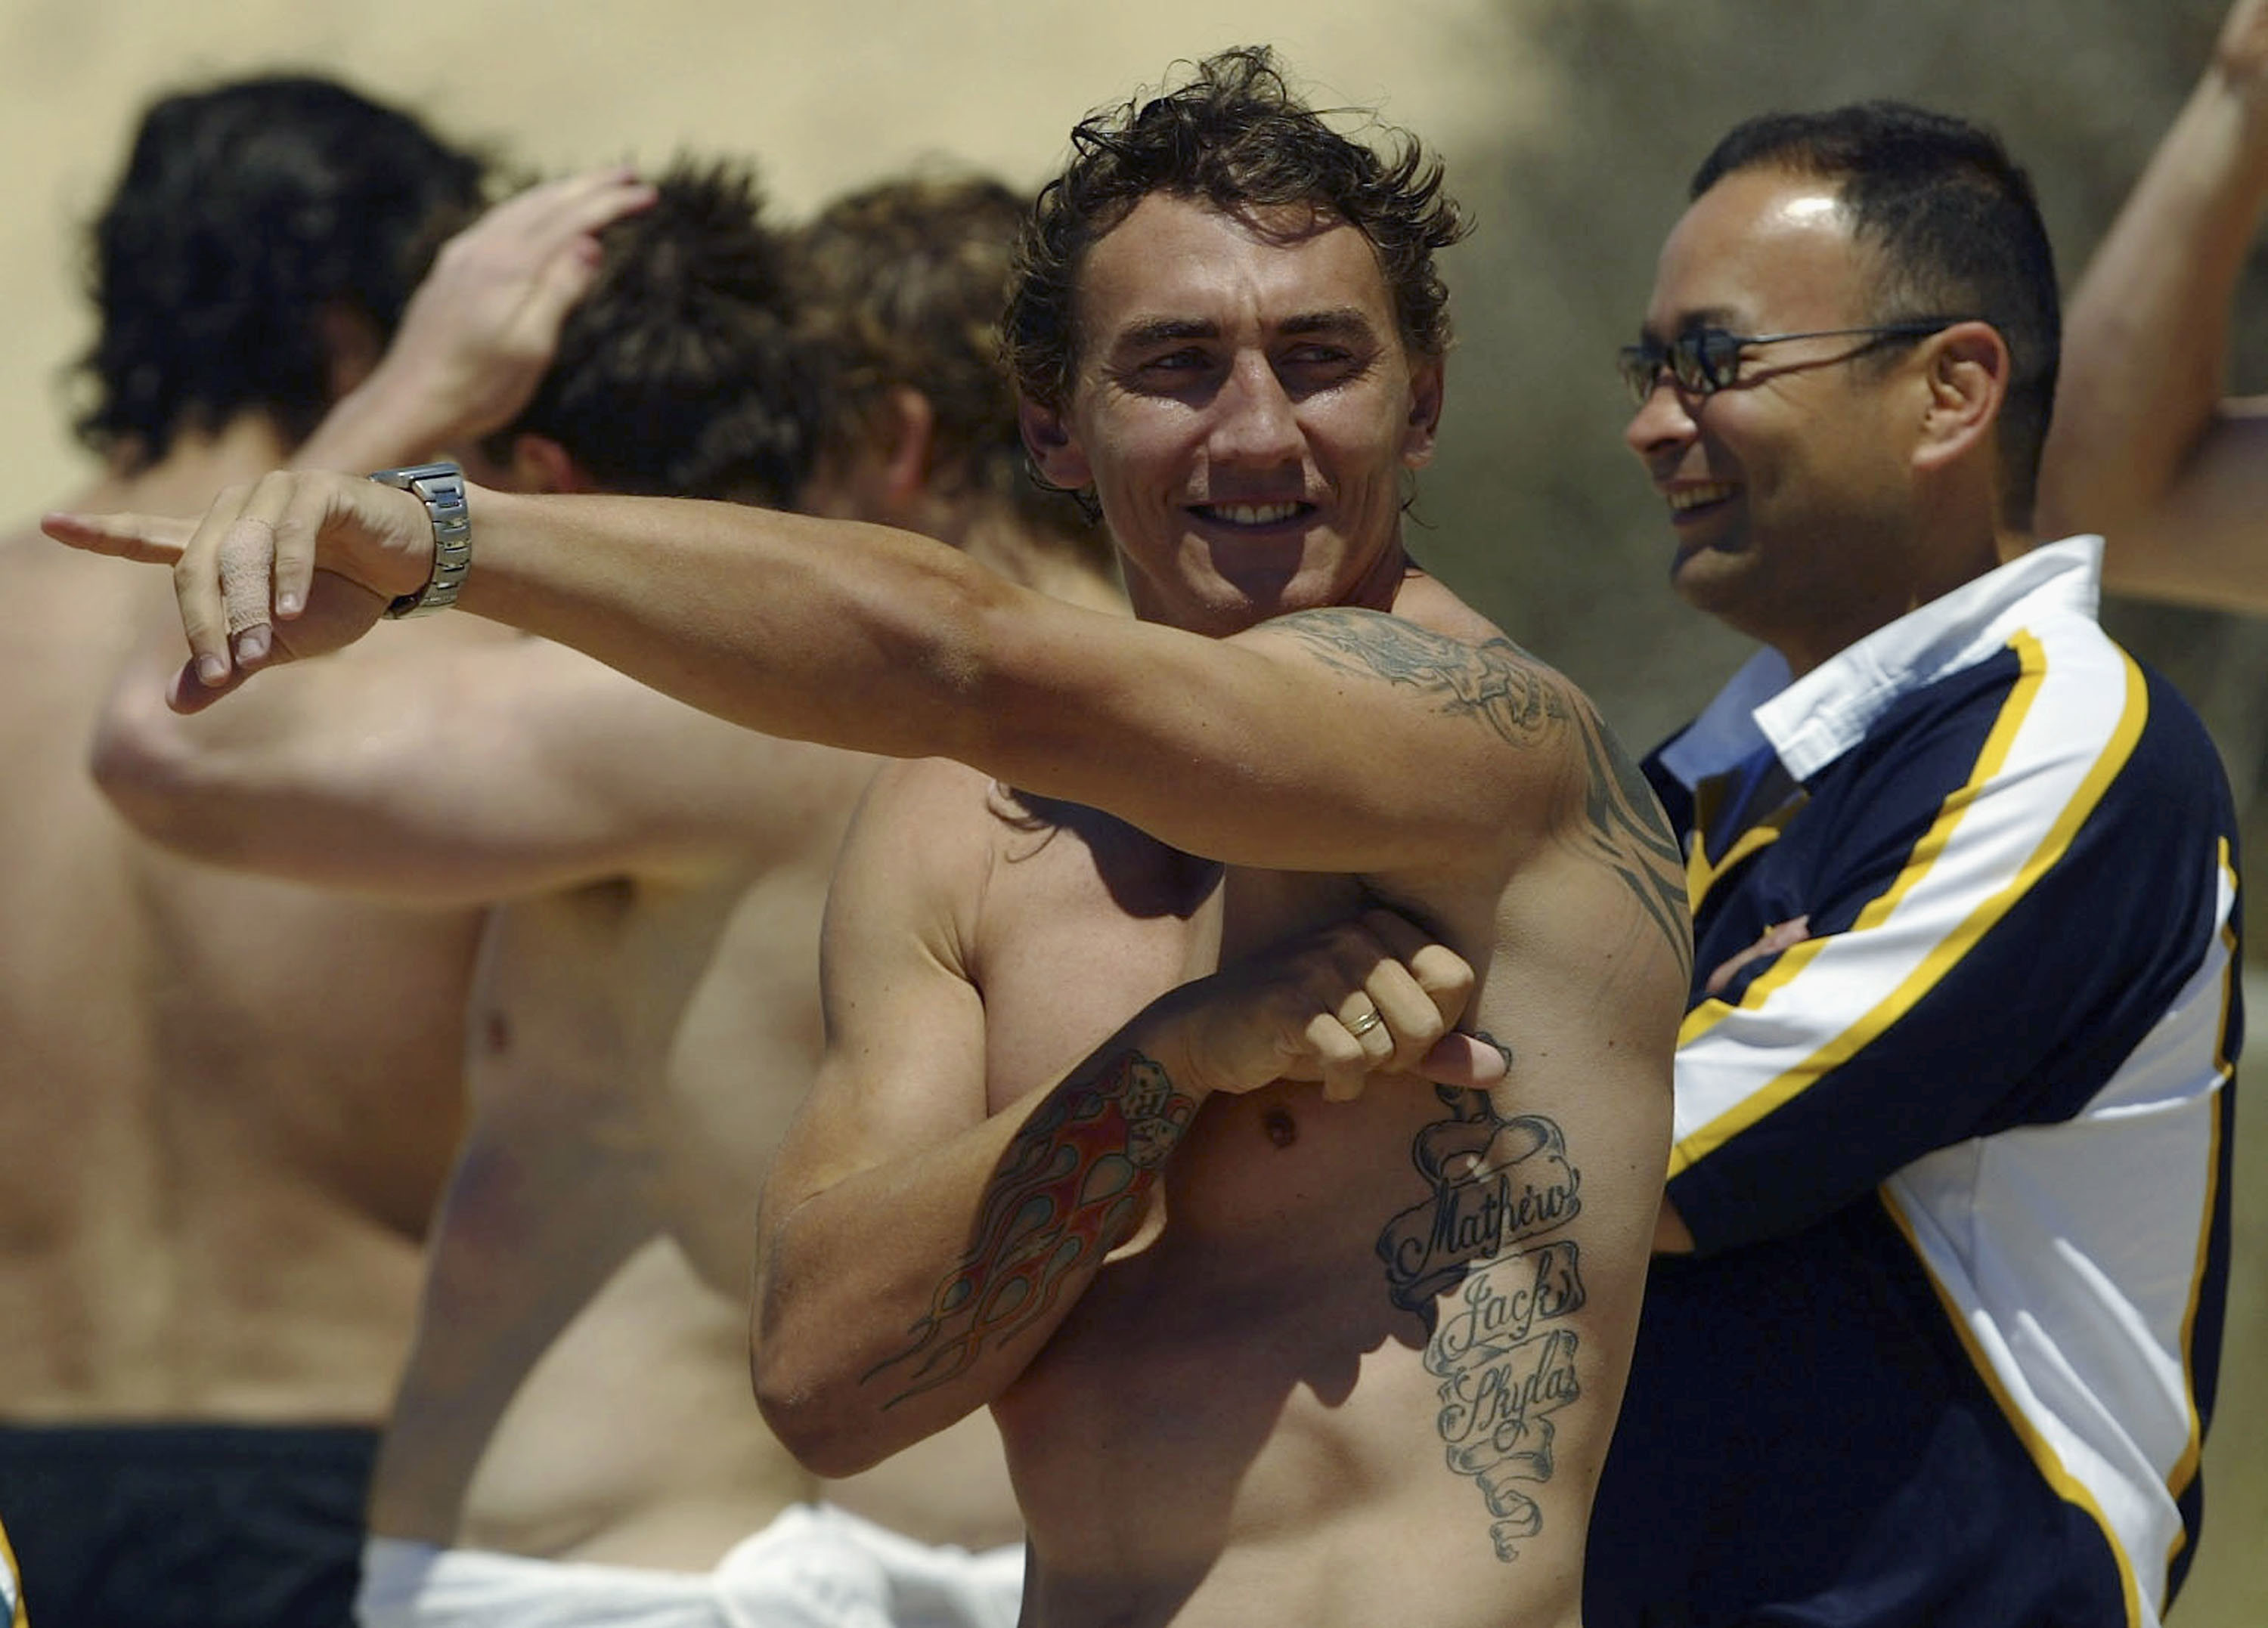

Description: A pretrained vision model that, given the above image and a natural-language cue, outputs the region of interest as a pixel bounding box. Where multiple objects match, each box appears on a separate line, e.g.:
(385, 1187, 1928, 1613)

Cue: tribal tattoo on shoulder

(863, 1049, 1195, 1408)
(1277, 608, 1572, 747)
(1376, 1085, 1587, 1564)
(1565, 695, 1693, 983)
(1275, 610, 1690, 981)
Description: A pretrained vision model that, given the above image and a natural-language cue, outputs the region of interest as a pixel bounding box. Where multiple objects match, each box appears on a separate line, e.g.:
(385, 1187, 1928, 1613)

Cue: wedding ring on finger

(1345, 1006, 1385, 1039)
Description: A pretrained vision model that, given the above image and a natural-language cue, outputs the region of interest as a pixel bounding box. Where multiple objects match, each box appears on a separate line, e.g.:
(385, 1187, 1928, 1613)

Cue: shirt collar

(1654, 534, 2103, 790)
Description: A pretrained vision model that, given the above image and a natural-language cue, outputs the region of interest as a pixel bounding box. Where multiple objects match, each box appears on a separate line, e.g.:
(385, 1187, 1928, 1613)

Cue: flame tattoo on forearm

(865, 1049, 1196, 1407)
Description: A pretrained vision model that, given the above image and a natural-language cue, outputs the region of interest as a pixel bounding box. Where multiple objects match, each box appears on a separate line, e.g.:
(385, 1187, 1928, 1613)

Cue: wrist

(2198, 60, 2268, 174)
(301, 367, 464, 475)
(369, 463, 471, 618)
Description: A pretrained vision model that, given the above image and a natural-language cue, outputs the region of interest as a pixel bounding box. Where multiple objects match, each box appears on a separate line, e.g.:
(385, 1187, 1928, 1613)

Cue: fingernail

(277, 591, 301, 617)
(236, 628, 270, 664)
(197, 655, 228, 686)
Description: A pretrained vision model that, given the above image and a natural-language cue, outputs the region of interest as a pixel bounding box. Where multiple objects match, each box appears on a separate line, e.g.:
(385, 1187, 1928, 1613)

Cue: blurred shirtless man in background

(0, 76, 488, 1627)
(93, 162, 1117, 1626)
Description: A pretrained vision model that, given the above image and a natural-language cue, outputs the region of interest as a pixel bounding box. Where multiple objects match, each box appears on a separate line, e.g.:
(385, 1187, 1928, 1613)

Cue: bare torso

(366, 728, 1024, 1566)
(0, 453, 479, 1427)
(878, 595, 1679, 1628)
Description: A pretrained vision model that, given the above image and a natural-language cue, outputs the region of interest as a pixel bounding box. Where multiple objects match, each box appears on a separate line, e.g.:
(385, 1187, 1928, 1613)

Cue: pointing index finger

(42, 509, 195, 565)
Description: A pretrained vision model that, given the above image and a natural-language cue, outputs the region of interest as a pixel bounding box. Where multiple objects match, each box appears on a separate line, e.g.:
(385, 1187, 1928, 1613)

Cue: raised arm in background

(2039, 0, 2268, 608)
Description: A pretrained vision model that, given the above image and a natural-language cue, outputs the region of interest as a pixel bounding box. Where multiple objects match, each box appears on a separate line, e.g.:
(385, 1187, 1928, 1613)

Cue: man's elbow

(88, 701, 205, 846)
(749, 1332, 898, 1479)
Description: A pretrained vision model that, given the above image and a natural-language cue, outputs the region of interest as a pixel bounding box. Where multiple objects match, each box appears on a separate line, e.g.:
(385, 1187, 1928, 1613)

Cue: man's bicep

(109, 630, 844, 902)
(990, 606, 1576, 874)
(761, 772, 993, 1223)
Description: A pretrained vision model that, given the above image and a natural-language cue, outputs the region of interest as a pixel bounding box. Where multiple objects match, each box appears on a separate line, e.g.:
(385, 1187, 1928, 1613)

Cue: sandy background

(0, 1, 2258, 1620)
(0, 0, 1549, 518)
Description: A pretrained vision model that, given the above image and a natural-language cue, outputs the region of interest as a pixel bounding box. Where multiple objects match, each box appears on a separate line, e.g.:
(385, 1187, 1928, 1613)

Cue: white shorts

(355, 1503, 1024, 1628)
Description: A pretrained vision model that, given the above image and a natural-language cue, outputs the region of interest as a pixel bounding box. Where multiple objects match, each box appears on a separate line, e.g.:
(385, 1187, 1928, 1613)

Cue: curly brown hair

(795, 172, 1107, 553)
(1005, 45, 1470, 413)
(483, 156, 815, 506)
(75, 75, 486, 469)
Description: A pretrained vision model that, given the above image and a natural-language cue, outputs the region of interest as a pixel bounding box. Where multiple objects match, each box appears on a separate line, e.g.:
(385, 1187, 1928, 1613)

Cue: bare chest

(970, 797, 1222, 1113)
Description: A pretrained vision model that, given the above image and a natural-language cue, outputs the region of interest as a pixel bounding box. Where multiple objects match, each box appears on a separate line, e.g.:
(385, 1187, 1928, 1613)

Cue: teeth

(1668, 484, 1735, 512)
(1208, 502, 1302, 525)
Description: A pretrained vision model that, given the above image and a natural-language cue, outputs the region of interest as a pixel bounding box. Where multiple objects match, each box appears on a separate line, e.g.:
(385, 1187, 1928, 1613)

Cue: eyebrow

(1637, 307, 1743, 345)
(1277, 307, 1380, 340)
(1108, 306, 1383, 353)
(1111, 317, 1218, 351)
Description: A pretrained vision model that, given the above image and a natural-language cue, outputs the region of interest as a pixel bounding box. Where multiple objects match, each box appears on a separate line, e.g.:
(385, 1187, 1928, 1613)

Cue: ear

(1909, 321, 2008, 479)
(1402, 355, 1446, 469)
(507, 433, 599, 495)
(877, 385, 937, 511)
(1019, 395, 1092, 494)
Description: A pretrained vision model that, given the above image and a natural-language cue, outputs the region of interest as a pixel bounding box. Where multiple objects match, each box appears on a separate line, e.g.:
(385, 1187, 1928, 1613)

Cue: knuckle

(1411, 944, 1473, 992)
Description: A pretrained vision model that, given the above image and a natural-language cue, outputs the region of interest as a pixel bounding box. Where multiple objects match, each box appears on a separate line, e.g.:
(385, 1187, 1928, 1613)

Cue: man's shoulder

(1828, 611, 2234, 861)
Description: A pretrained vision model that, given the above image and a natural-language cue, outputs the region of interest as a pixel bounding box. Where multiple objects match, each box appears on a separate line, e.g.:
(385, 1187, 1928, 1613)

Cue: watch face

(373, 462, 469, 619)
(371, 460, 462, 488)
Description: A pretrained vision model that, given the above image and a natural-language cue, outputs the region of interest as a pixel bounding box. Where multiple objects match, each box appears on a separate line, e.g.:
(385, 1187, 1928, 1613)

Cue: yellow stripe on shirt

(1671, 637, 2145, 1176)
(2164, 838, 2239, 1577)
(0, 1512, 24, 1626)
(1878, 1186, 2143, 1628)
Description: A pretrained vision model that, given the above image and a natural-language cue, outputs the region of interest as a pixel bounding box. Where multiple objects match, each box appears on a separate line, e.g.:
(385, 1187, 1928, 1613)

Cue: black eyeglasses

(1617, 320, 1978, 406)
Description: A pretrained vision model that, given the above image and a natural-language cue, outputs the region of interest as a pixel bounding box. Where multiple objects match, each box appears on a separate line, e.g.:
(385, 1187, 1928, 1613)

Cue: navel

(1262, 1107, 1299, 1149)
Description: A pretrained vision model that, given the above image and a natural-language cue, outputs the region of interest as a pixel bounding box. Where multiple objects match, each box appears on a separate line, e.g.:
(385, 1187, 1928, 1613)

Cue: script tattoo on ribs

(1277, 611, 1691, 980)
(1377, 1085, 1587, 1563)
(865, 1049, 1194, 1408)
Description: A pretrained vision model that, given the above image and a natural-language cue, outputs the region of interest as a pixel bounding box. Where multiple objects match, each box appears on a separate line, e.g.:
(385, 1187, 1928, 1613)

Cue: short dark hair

(485, 158, 815, 506)
(75, 74, 486, 469)
(795, 172, 1107, 556)
(1005, 45, 1469, 413)
(1692, 101, 2060, 530)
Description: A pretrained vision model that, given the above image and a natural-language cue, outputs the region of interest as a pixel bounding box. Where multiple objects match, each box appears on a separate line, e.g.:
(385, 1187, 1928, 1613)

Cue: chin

(1668, 552, 1757, 619)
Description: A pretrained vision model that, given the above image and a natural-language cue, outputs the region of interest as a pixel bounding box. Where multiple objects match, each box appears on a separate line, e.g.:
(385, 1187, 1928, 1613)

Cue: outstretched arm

(48, 473, 1594, 883)
(92, 624, 859, 903)
(2039, 0, 2268, 607)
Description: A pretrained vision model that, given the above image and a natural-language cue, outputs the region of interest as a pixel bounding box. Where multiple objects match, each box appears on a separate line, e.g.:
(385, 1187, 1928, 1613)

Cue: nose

(1207, 352, 1304, 469)
(1623, 375, 1698, 466)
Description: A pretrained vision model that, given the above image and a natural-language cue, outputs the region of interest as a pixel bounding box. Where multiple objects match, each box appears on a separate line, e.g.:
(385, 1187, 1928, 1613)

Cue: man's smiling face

(1624, 167, 1926, 672)
(1024, 191, 1442, 636)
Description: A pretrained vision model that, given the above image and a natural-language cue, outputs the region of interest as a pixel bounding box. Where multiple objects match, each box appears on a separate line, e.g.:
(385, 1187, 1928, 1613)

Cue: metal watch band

(368, 461, 472, 618)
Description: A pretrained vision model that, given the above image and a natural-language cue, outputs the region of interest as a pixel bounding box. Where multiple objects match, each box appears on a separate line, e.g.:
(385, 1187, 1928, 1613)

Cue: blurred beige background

(0, 1, 2258, 1621)
(0, 0, 1548, 520)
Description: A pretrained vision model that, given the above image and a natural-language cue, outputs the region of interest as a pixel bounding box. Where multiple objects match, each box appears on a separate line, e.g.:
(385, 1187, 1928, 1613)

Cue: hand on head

(44, 470, 433, 711)
(343, 166, 657, 448)
(1158, 907, 1508, 1103)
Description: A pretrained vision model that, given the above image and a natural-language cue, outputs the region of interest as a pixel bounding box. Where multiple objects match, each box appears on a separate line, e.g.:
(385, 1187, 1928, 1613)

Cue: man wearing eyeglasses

(1587, 101, 2241, 1628)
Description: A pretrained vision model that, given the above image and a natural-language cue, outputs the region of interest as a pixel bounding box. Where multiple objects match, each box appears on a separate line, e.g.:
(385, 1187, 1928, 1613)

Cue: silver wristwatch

(369, 461, 472, 618)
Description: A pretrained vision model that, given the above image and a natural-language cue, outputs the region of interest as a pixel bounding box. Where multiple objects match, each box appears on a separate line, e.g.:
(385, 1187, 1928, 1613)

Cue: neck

(1771, 525, 2012, 680)
(952, 502, 1126, 617)
(86, 411, 298, 512)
